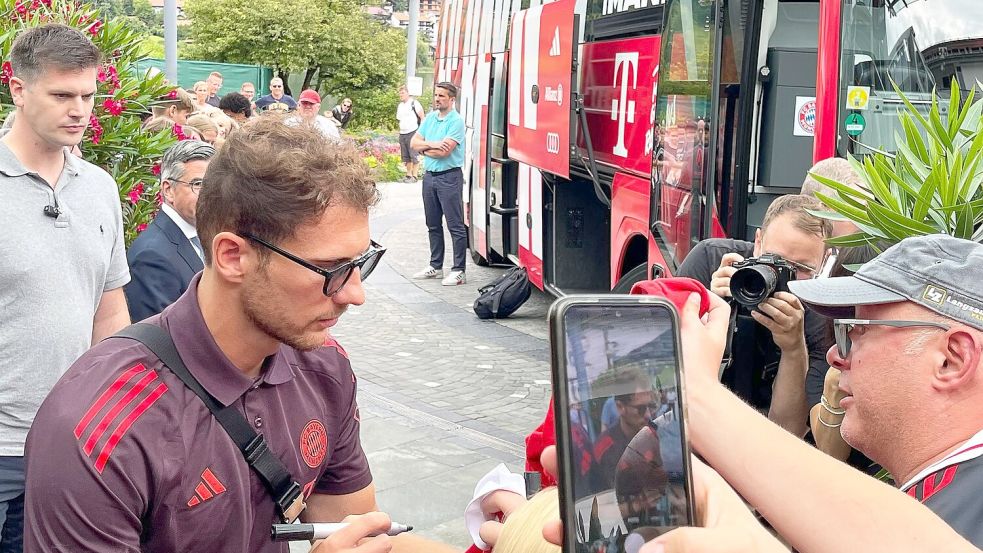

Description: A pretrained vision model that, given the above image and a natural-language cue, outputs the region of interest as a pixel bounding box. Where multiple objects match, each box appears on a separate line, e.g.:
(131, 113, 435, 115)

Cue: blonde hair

(185, 113, 218, 137)
(208, 110, 237, 135)
(494, 488, 560, 553)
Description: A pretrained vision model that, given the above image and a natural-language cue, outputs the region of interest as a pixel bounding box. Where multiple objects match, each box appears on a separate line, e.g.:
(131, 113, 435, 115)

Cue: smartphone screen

(553, 300, 692, 553)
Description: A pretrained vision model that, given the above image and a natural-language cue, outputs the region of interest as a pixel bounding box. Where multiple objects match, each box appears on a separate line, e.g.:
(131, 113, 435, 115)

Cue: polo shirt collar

(0, 128, 81, 178)
(161, 273, 295, 406)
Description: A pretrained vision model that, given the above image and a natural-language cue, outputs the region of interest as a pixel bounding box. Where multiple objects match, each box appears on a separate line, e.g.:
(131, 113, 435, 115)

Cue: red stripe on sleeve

(201, 468, 226, 495)
(74, 364, 147, 439)
(82, 371, 159, 455)
(94, 382, 168, 474)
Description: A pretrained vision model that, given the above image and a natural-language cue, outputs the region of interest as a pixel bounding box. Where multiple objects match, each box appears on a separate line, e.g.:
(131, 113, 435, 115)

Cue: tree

(0, 0, 179, 244)
(184, 0, 407, 128)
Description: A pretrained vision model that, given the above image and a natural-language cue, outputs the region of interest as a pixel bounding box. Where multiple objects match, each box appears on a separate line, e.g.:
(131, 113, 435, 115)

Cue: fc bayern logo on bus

(798, 100, 816, 135)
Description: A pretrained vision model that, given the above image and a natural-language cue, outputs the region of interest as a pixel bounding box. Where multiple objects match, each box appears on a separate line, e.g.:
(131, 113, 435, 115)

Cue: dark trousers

(422, 168, 467, 272)
(0, 457, 24, 553)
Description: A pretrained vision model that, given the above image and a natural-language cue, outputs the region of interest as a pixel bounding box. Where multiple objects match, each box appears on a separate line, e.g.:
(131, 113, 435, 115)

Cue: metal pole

(163, 0, 178, 83)
(406, 0, 418, 83)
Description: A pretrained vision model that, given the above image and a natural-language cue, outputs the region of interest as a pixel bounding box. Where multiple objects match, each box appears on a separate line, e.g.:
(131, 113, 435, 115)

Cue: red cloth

(524, 278, 711, 485)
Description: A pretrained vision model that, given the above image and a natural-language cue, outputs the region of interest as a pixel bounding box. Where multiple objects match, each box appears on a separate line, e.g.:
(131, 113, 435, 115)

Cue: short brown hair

(761, 194, 832, 238)
(435, 81, 457, 98)
(185, 113, 218, 136)
(196, 115, 379, 264)
(10, 24, 102, 83)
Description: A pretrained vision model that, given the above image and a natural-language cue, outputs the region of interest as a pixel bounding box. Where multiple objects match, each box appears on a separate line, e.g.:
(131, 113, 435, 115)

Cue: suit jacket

(124, 212, 204, 322)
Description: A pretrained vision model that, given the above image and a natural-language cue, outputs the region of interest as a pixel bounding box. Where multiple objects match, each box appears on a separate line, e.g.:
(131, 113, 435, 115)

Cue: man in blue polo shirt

(410, 82, 468, 286)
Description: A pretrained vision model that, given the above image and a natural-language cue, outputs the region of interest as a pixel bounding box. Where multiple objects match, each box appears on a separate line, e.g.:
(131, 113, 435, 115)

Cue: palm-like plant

(809, 79, 983, 248)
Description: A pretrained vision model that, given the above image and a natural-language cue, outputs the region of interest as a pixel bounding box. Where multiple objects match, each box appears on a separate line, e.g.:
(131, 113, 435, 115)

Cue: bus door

(650, 0, 722, 268)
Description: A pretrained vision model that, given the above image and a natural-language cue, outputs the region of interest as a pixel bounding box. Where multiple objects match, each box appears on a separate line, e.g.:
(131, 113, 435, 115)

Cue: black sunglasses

(832, 318, 950, 359)
(244, 234, 386, 296)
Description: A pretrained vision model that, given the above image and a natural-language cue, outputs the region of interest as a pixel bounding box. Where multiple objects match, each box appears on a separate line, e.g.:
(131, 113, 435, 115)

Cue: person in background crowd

(184, 113, 220, 146)
(410, 82, 468, 287)
(329, 97, 354, 129)
(239, 81, 257, 114)
(289, 89, 340, 141)
(396, 85, 425, 182)
(219, 91, 251, 125)
(205, 71, 223, 108)
(0, 23, 132, 551)
(191, 81, 217, 114)
(146, 87, 195, 128)
(208, 110, 236, 140)
(255, 77, 297, 112)
(24, 116, 457, 553)
(801, 157, 868, 237)
(125, 140, 215, 321)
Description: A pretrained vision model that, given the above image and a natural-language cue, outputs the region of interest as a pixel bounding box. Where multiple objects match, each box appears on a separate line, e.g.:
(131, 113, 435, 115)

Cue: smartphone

(549, 295, 695, 553)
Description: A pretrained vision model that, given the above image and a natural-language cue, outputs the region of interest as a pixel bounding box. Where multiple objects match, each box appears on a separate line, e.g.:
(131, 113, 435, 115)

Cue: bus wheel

(471, 249, 490, 266)
(611, 264, 647, 293)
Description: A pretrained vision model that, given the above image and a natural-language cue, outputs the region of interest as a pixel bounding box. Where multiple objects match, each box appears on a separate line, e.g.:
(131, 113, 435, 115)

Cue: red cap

(629, 277, 711, 317)
(299, 89, 321, 104)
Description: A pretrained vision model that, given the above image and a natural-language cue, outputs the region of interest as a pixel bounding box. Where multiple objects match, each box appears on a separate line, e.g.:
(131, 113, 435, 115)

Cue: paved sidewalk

(292, 181, 554, 551)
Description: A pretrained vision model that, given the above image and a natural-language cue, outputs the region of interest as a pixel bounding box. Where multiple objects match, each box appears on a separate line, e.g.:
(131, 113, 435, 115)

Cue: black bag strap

(114, 323, 305, 523)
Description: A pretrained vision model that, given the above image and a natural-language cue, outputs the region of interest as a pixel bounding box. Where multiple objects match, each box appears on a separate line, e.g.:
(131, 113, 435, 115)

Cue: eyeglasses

(244, 234, 386, 296)
(625, 403, 660, 417)
(832, 318, 950, 359)
(171, 178, 203, 194)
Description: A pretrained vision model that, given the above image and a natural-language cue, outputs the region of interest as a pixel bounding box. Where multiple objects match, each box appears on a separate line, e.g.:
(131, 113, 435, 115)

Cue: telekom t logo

(611, 52, 639, 158)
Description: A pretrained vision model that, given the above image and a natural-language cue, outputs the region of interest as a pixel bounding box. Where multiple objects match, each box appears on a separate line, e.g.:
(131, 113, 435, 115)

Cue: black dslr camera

(728, 254, 796, 307)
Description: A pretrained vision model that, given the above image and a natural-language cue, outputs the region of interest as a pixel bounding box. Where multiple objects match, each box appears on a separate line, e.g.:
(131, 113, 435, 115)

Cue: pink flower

(0, 62, 12, 85)
(97, 67, 107, 82)
(14, 1, 28, 17)
(136, 223, 148, 233)
(88, 114, 103, 144)
(40, 0, 51, 6)
(166, 89, 178, 100)
(87, 19, 102, 36)
(102, 98, 125, 116)
(151, 162, 161, 176)
(128, 182, 144, 205)
(155, 191, 163, 207)
(173, 124, 189, 141)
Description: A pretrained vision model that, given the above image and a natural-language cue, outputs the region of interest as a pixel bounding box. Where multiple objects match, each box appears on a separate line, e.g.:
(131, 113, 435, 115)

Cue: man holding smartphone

(410, 82, 468, 287)
(676, 195, 832, 435)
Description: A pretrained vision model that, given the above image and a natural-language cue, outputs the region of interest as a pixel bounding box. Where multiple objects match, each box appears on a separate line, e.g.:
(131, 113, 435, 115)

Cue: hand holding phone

(549, 296, 695, 553)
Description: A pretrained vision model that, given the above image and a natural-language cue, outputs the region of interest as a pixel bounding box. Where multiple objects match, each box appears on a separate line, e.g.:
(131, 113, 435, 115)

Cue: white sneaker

(413, 266, 442, 279)
(441, 270, 466, 286)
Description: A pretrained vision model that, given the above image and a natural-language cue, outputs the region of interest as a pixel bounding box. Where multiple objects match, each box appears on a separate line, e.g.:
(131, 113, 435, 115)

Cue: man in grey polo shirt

(789, 234, 983, 546)
(0, 24, 130, 550)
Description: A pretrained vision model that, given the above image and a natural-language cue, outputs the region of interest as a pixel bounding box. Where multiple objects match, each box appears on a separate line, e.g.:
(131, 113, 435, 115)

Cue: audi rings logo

(546, 132, 561, 154)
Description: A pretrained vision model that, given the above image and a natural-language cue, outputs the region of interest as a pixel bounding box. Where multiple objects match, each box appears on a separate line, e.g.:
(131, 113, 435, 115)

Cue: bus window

(651, 0, 717, 263)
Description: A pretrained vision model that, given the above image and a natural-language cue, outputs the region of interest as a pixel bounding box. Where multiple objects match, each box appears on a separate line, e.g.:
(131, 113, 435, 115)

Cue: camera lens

(730, 265, 778, 307)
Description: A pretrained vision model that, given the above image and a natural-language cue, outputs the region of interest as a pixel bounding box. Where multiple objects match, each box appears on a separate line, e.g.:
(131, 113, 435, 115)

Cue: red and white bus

(434, 0, 983, 294)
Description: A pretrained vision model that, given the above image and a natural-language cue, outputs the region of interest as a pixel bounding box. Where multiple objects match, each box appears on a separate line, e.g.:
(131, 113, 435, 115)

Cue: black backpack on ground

(473, 267, 532, 319)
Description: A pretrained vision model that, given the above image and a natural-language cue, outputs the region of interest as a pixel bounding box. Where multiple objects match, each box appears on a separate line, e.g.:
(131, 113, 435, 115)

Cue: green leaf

(814, 191, 874, 227)
(947, 77, 963, 137)
(826, 232, 880, 248)
(955, 198, 975, 239)
(806, 209, 850, 222)
(867, 202, 938, 237)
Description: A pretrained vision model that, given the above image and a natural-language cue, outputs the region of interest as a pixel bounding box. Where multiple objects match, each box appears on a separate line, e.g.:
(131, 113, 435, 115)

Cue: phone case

(548, 294, 696, 552)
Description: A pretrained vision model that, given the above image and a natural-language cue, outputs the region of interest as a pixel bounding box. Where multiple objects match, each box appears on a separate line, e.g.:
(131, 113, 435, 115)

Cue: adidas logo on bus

(549, 27, 560, 56)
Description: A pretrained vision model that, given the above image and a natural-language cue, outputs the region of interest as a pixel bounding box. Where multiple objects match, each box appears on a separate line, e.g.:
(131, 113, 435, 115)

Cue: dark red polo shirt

(24, 274, 372, 553)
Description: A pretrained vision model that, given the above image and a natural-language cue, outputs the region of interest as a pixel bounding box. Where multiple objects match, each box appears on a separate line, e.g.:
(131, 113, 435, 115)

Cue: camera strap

(114, 323, 305, 524)
(719, 304, 739, 379)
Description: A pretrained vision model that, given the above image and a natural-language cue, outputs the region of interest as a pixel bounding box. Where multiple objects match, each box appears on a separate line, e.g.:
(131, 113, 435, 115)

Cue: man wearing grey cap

(788, 234, 983, 546)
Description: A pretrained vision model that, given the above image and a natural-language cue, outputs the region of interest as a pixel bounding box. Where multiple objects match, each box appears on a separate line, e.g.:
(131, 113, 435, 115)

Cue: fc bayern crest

(797, 99, 816, 135)
(300, 420, 328, 468)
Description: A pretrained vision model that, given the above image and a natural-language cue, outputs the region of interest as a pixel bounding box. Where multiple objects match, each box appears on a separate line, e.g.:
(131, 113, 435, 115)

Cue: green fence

(135, 59, 274, 97)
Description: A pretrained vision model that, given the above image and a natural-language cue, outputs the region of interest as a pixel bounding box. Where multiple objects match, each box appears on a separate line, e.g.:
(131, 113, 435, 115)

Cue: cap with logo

(299, 89, 321, 105)
(788, 234, 983, 331)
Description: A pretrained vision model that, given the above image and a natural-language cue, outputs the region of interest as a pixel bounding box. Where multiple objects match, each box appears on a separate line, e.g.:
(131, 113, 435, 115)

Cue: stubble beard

(241, 269, 325, 352)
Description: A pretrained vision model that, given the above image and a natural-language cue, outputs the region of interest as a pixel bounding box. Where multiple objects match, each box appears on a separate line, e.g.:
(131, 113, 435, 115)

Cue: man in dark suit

(125, 141, 215, 321)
